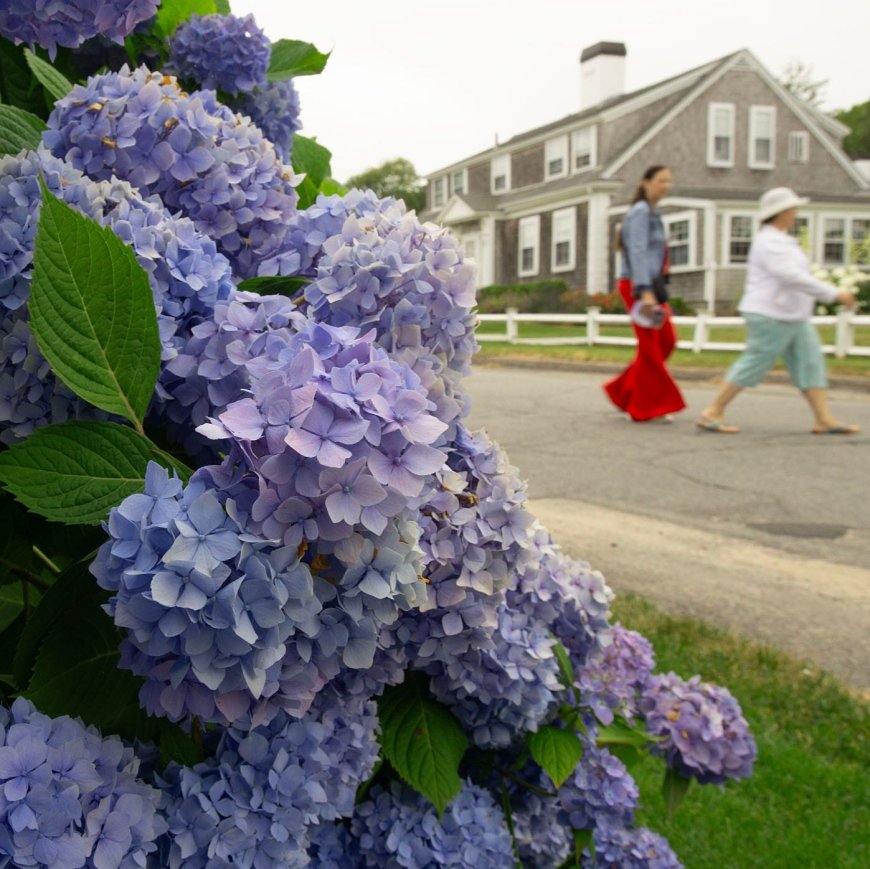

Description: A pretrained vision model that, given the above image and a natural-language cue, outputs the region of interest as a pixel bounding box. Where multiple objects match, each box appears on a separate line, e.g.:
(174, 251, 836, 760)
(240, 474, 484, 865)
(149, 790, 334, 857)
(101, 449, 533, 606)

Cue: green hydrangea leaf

(527, 725, 584, 788)
(0, 104, 46, 156)
(663, 766, 692, 820)
(23, 49, 73, 103)
(267, 40, 330, 81)
(291, 134, 332, 209)
(0, 37, 46, 116)
(0, 421, 189, 525)
(235, 275, 309, 298)
(29, 177, 160, 430)
(154, 0, 217, 40)
(378, 672, 468, 816)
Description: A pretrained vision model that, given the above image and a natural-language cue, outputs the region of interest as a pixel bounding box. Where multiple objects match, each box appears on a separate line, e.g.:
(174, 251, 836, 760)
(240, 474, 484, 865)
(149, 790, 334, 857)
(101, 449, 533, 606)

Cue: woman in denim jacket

(604, 165, 686, 422)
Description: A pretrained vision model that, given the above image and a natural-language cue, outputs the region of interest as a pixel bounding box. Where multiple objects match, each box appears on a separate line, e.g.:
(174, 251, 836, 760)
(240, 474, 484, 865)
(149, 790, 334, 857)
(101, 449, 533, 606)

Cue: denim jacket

(619, 200, 666, 292)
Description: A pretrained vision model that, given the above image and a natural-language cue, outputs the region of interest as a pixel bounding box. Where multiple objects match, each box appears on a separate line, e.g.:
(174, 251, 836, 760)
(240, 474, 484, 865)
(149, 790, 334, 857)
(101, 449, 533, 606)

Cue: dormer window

(748, 106, 776, 169)
(707, 102, 735, 167)
(545, 136, 568, 180)
(571, 127, 597, 172)
(491, 154, 511, 193)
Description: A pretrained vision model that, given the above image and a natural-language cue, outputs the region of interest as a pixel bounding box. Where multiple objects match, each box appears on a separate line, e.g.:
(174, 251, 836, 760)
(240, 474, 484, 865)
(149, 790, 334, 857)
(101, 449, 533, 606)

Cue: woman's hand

(835, 290, 857, 307)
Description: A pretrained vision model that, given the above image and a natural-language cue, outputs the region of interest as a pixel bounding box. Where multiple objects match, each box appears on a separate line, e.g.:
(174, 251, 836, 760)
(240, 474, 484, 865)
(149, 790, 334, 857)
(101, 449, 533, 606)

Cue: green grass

(610, 593, 870, 869)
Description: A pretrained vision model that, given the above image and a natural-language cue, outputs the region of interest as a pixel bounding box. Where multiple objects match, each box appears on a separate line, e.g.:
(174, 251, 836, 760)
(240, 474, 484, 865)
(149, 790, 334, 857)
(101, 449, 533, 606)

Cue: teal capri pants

(725, 313, 827, 390)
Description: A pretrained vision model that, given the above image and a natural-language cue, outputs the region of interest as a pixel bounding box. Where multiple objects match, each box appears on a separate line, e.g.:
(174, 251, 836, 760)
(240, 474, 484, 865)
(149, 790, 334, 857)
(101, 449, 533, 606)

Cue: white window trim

(663, 211, 698, 272)
(491, 154, 511, 194)
(721, 211, 757, 266)
(451, 167, 468, 196)
(818, 213, 870, 265)
(518, 215, 540, 277)
(551, 207, 576, 273)
(571, 125, 598, 174)
(544, 136, 568, 181)
(788, 130, 810, 164)
(748, 105, 776, 170)
(707, 102, 735, 168)
(433, 175, 447, 208)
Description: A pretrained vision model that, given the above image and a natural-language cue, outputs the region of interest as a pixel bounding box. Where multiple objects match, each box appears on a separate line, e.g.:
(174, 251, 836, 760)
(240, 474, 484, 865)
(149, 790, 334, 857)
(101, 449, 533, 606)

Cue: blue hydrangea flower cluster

(586, 822, 684, 869)
(577, 622, 656, 725)
(261, 190, 479, 432)
(0, 0, 158, 59)
(159, 687, 378, 867)
(352, 780, 514, 868)
(305, 822, 359, 867)
(168, 14, 271, 96)
(0, 697, 166, 868)
(558, 735, 639, 831)
(44, 65, 298, 279)
(510, 786, 571, 867)
(0, 148, 233, 444)
(639, 672, 757, 785)
(234, 80, 302, 162)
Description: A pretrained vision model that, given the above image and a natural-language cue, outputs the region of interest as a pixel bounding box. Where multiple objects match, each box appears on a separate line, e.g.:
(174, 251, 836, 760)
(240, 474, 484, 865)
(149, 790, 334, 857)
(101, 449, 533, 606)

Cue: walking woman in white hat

(698, 187, 860, 434)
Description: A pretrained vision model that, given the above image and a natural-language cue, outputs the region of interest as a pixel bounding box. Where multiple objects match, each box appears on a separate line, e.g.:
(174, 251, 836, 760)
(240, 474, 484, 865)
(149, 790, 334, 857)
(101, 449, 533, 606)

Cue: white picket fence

(476, 307, 870, 358)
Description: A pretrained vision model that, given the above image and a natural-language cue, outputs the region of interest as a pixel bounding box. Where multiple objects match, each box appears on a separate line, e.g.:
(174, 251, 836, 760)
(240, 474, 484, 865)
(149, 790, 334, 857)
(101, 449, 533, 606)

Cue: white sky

(233, 0, 870, 182)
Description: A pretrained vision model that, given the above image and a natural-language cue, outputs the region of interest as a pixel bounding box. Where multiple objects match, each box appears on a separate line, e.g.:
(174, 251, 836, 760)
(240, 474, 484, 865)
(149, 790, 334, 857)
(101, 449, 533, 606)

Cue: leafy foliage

(836, 99, 870, 159)
(291, 133, 334, 208)
(346, 157, 426, 213)
(527, 725, 584, 788)
(24, 49, 73, 103)
(267, 39, 330, 81)
(0, 104, 47, 156)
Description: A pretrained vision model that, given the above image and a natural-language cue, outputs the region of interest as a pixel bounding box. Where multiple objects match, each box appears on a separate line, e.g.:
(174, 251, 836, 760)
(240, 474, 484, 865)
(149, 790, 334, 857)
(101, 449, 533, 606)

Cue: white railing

(476, 307, 870, 358)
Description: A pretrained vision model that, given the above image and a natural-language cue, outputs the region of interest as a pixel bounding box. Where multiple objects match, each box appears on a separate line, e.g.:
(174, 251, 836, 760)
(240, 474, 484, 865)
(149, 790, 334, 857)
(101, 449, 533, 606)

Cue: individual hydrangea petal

(169, 14, 271, 96)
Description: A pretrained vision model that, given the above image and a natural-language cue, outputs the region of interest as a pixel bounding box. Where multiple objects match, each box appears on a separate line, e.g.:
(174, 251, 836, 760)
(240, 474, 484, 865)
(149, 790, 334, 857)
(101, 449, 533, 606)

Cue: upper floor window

(433, 175, 446, 208)
(748, 106, 776, 169)
(707, 102, 735, 167)
(545, 136, 568, 180)
(788, 131, 809, 163)
(491, 154, 511, 193)
(551, 207, 576, 272)
(452, 168, 467, 195)
(571, 126, 597, 172)
(518, 215, 540, 276)
(664, 212, 697, 269)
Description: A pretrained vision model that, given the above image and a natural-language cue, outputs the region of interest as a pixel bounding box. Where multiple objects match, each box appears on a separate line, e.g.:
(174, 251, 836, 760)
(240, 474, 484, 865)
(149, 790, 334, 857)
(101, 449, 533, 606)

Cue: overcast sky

(234, 0, 870, 182)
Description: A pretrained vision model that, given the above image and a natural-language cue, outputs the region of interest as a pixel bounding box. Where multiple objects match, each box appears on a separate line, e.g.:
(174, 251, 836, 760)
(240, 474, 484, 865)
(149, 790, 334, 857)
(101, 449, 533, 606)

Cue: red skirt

(603, 280, 686, 421)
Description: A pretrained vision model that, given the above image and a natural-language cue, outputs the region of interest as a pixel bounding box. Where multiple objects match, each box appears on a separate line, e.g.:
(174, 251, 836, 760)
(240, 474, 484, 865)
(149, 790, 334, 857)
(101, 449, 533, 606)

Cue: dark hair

(632, 165, 668, 204)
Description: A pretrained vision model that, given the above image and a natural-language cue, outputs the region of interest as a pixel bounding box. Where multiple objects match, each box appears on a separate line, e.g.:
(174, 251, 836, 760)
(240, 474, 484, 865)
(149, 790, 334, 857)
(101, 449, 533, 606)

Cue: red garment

(603, 279, 686, 421)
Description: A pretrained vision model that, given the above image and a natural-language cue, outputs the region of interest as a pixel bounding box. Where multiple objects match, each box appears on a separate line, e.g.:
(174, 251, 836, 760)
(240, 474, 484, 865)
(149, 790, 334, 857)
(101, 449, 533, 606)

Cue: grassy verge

(611, 592, 870, 869)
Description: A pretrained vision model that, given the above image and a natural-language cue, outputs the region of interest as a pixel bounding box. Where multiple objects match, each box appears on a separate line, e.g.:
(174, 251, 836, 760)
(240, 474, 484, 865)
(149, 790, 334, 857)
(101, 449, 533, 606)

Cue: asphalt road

(465, 363, 870, 692)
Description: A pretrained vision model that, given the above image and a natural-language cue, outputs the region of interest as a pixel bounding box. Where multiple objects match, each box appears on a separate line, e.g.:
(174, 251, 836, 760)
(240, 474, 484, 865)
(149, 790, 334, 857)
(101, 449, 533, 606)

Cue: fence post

(506, 307, 519, 343)
(587, 306, 600, 347)
(692, 311, 709, 354)
(834, 307, 853, 358)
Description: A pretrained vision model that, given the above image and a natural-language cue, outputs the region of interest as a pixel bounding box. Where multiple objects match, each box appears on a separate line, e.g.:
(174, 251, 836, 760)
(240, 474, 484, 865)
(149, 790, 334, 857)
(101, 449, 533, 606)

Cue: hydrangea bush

(0, 4, 756, 867)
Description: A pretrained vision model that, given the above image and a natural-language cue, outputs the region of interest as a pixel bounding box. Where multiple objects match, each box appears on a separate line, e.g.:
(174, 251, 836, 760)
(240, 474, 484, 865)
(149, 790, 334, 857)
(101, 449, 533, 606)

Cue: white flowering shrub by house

(0, 3, 756, 867)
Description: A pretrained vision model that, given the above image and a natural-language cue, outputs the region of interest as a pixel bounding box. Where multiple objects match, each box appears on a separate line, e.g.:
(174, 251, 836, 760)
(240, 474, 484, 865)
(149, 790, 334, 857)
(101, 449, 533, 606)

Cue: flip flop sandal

(696, 418, 740, 433)
(811, 425, 860, 435)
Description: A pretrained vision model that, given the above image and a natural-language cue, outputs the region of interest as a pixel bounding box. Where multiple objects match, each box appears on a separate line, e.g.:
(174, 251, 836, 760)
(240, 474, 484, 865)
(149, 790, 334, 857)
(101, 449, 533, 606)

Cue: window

(491, 154, 511, 193)
(728, 215, 754, 264)
(551, 207, 576, 272)
(463, 236, 478, 262)
(748, 106, 776, 169)
(788, 131, 809, 163)
(707, 102, 735, 167)
(788, 215, 812, 255)
(433, 175, 446, 208)
(851, 218, 870, 264)
(823, 218, 846, 264)
(571, 127, 596, 172)
(664, 214, 695, 268)
(452, 168, 467, 195)
(518, 215, 540, 276)
(545, 136, 568, 180)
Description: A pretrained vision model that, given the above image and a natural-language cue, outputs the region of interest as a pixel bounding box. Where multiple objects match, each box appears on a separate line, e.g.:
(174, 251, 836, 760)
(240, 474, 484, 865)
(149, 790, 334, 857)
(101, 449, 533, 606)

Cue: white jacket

(738, 225, 838, 321)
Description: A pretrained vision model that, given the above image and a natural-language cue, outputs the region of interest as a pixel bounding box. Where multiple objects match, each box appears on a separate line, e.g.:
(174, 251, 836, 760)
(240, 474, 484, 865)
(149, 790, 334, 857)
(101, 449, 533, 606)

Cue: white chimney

(580, 42, 626, 109)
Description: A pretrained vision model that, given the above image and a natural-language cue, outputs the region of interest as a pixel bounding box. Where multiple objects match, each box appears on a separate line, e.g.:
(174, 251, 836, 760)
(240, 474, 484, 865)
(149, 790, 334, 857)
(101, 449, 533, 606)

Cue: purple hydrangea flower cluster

(169, 14, 271, 96)
(159, 687, 378, 867)
(352, 780, 514, 868)
(44, 65, 298, 279)
(0, 697, 166, 869)
(510, 787, 571, 867)
(640, 672, 757, 785)
(305, 822, 360, 867)
(389, 424, 535, 671)
(558, 736, 639, 831)
(0, 0, 158, 59)
(261, 190, 479, 432)
(586, 822, 684, 869)
(0, 148, 233, 444)
(234, 80, 302, 162)
(578, 622, 656, 725)
(425, 602, 561, 748)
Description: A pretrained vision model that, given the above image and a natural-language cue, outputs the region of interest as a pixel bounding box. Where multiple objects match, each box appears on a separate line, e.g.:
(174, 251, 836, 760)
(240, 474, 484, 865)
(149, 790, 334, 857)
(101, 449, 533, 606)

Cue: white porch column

(586, 192, 611, 294)
(703, 202, 717, 312)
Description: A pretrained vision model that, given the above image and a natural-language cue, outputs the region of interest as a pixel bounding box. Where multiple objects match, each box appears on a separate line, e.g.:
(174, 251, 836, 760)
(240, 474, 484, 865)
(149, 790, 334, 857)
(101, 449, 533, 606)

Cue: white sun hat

(757, 187, 810, 222)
